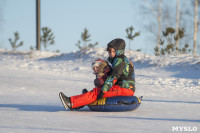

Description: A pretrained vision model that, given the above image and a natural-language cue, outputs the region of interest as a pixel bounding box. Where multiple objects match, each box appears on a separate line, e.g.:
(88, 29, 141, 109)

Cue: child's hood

(107, 38, 125, 56)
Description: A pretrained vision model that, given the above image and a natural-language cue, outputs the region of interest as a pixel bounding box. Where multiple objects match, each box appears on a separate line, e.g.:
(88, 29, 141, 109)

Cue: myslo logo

(172, 126, 198, 132)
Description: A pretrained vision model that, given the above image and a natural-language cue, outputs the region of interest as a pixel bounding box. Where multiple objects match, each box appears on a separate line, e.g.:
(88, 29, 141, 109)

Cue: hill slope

(0, 48, 200, 133)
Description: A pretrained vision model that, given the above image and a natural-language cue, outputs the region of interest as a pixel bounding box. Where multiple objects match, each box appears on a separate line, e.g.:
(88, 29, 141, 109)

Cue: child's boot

(59, 92, 73, 110)
(82, 88, 88, 94)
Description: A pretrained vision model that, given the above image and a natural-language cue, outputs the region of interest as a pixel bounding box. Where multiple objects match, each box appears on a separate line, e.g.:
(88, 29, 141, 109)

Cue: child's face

(93, 66, 99, 74)
(108, 47, 116, 58)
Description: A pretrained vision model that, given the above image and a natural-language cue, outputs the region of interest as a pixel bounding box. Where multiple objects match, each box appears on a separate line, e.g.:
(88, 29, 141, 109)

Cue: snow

(0, 48, 200, 133)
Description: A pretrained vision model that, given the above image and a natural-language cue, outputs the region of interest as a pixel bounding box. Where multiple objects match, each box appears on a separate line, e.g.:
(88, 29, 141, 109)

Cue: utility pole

(36, 0, 41, 50)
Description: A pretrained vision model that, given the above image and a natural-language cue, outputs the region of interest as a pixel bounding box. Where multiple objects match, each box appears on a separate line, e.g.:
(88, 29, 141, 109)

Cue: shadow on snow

(143, 99, 200, 104)
(0, 104, 64, 112)
(99, 116, 200, 123)
(0, 104, 92, 112)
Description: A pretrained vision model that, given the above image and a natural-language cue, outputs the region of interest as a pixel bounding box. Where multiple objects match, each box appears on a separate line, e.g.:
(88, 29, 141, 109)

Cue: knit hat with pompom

(91, 59, 104, 68)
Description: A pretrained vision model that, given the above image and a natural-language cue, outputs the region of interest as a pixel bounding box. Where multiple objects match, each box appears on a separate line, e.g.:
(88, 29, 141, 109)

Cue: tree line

(9, 27, 56, 52)
(8, 26, 140, 53)
(8, 0, 199, 56)
(141, 0, 199, 55)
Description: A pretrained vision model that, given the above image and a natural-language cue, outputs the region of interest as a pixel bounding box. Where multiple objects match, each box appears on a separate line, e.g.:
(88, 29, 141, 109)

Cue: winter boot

(59, 92, 73, 110)
(82, 88, 88, 94)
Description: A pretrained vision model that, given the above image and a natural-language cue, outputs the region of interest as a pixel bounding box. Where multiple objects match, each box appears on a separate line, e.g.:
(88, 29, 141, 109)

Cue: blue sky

(0, 0, 182, 54)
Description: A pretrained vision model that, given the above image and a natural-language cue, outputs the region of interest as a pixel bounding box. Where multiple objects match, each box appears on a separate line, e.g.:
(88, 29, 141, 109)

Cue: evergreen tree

(8, 31, 23, 50)
(40, 27, 55, 51)
(30, 46, 35, 51)
(76, 28, 98, 51)
(81, 28, 91, 47)
(125, 26, 140, 50)
(156, 27, 191, 55)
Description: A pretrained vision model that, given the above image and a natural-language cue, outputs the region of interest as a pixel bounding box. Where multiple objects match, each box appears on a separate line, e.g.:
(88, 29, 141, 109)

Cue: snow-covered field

(0, 48, 200, 133)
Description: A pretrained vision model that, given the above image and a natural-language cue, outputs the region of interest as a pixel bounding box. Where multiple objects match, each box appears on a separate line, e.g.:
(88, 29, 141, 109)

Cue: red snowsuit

(70, 58, 135, 109)
(70, 85, 134, 108)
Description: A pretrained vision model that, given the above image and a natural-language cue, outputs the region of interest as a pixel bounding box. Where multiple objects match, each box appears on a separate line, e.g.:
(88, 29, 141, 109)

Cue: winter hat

(107, 38, 125, 51)
(91, 59, 104, 68)
(107, 38, 126, 56)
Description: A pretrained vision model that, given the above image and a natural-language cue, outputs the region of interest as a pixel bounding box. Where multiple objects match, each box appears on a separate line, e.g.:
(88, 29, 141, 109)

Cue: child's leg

(103, 85, 134, 97)
(70, 87, 101, 109)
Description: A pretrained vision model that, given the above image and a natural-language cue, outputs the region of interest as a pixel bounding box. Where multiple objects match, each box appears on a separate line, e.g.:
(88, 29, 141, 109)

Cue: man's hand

(97, 90, 104, 99)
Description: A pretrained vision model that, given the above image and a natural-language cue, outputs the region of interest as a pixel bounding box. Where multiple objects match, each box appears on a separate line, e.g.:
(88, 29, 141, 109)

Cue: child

(81, 59, 111, 95)
(59, 38, 135, 110)
(92, 59, 111, 88)
(99, 38, 136, 96)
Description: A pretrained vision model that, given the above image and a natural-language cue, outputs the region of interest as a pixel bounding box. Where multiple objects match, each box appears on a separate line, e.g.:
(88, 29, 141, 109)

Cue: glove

(94, 78, 104, 87)
(97, 90, 104, 100)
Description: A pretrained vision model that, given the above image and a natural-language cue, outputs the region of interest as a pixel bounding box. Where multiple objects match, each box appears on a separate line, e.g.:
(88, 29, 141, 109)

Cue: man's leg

(103, 85, 134, 97)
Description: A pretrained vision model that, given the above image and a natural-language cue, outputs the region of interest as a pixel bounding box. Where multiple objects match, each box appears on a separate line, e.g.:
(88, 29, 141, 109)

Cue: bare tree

(175, 0, 180, 51)
(143, 0, 162, 55)
(0, 0, 5, 32)
(193, 0, 198, 55)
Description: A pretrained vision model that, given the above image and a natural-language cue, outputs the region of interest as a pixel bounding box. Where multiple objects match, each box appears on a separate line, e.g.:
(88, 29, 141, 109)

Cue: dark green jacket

(101, 39, 135, 92)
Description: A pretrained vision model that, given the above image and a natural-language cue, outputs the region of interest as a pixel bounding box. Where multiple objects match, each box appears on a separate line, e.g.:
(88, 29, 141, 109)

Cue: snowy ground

(0, 48, 200, 133)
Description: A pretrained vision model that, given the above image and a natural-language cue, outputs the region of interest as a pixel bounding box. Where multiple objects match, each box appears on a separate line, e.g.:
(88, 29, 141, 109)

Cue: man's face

(108, 47, 116, 58)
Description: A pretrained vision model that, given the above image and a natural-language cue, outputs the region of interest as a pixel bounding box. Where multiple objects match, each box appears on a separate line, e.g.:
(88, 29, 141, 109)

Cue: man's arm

(101, 57, 125, 92)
